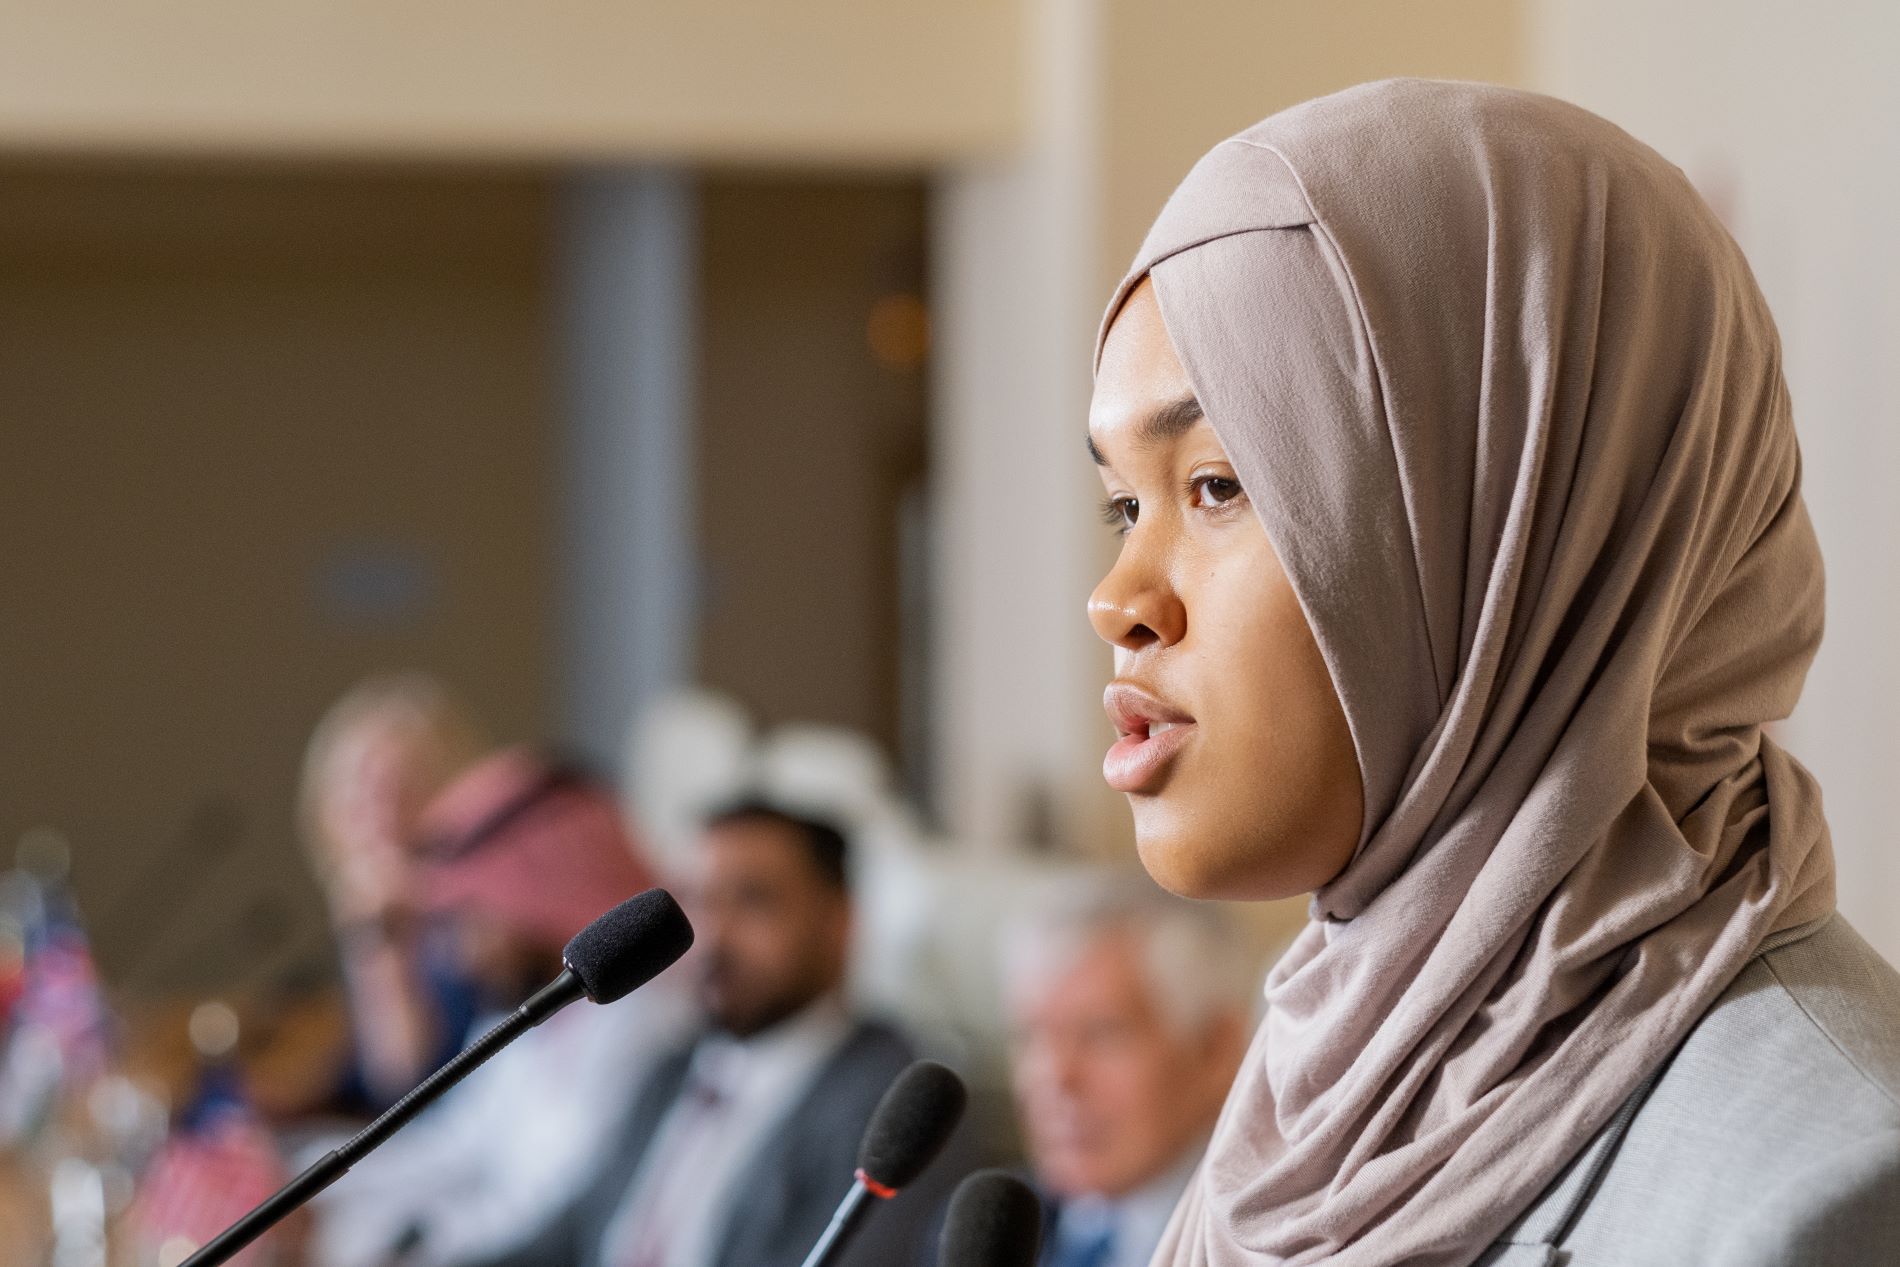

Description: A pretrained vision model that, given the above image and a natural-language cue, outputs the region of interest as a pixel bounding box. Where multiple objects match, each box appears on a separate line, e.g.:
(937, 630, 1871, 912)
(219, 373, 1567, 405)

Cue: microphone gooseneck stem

(180, 968, 589, 1267)
(798, 1177, 881, 1267)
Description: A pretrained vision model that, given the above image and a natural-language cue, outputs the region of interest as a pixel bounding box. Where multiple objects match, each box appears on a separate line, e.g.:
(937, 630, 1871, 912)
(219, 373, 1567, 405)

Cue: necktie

(1050, 1215, 1117, 1267)
(612, 1063, 734, 1267)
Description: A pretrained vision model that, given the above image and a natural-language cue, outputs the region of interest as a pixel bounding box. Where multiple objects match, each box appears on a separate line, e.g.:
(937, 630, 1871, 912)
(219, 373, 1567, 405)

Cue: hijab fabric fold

(1096, 79, 1835, 1266)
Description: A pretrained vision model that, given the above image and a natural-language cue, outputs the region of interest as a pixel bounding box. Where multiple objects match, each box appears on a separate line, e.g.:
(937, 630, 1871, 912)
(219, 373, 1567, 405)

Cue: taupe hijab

(1096, 80, 1836, 1266)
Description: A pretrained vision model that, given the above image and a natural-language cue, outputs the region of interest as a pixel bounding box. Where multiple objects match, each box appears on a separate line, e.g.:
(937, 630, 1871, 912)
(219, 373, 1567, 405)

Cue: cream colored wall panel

(0, 1, 1020, 162)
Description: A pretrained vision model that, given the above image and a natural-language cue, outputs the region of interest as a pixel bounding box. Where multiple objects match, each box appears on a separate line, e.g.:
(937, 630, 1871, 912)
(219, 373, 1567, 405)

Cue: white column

(557, 169, 698, 776)
(930, 0, 1123, 853)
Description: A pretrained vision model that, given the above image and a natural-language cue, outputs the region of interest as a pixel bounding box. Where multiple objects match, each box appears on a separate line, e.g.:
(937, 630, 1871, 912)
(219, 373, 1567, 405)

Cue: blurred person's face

(1010, 930, 1243, 1200)
(686, 819, 851, 1039)
(446, 910, 563, 999)
(318, 715, 442, 861)
(1087, 278, 1363, 901)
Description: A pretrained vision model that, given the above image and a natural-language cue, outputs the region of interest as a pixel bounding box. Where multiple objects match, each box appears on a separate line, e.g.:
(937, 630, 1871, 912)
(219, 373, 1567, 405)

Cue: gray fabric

(479, 1018, 962, 1267)
(1479, 912, 1900, 1264)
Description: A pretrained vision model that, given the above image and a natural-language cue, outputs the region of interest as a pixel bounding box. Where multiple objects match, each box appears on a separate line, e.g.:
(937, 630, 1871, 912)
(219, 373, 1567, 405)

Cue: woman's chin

(1133, 812, 1323, 903)
(1135, 825, 1252, 901)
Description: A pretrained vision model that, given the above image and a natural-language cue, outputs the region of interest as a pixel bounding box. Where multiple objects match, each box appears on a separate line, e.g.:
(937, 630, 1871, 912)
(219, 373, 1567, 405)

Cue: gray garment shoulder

(1480, 911, 1900, 1267)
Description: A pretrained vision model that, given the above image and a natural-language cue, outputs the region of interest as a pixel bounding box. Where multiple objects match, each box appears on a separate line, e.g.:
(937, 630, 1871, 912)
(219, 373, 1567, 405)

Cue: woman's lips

(1103, 721, 1195, 793)
(1101, 682, 1198, 795)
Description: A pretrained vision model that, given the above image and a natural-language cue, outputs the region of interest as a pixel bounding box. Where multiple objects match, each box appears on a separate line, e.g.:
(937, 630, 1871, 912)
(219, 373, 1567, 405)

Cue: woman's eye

(1098, 495, 1138, 534)
(1189, 474, 1245, 508)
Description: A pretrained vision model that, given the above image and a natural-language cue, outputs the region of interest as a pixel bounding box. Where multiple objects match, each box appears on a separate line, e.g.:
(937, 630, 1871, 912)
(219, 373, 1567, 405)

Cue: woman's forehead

(1096, 279, 1185, 390)
(1087, 396, 1211, 471)
(1091, 278, 1207, 457)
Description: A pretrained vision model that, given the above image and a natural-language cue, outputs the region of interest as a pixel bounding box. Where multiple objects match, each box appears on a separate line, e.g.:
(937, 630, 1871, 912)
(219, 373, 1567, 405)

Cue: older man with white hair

(1002, 876, 1257, 1267)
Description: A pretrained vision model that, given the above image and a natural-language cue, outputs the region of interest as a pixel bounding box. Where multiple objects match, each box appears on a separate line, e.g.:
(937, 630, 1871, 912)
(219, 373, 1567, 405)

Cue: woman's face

(1087, 278, 1363, 901)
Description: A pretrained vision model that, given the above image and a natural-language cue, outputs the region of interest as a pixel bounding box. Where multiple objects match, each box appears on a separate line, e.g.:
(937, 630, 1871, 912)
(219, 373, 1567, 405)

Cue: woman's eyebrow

(1086, 394, 1205, 466)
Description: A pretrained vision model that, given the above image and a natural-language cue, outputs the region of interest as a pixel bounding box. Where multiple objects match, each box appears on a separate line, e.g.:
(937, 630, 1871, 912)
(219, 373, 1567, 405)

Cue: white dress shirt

(597, 995, 853, 1267)
(310, 981, 696, 1267)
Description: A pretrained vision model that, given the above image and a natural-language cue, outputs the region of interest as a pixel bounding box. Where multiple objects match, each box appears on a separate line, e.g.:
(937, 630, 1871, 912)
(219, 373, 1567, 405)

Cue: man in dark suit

(477, 799, 953, 1267)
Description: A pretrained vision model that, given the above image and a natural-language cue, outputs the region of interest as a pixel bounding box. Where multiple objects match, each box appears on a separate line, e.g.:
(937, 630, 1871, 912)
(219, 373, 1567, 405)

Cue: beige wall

(0, 162, 557, 991)
(694, 176, 929, 764)
(1098, 0, 1525, 300)
(0, 1, 1018, 164)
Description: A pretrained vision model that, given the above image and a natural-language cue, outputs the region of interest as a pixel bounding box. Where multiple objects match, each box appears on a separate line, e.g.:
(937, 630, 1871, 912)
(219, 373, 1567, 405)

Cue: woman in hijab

(1087, 79, 1900, 1265)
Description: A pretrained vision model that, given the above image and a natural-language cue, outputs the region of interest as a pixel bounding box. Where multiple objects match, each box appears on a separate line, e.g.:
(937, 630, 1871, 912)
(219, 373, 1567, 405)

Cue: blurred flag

(0, 922, 26, 1033)
(131, 1063, 287, 1266)
(0, 871, 113, 1145)
(20, 891, 112, 1078)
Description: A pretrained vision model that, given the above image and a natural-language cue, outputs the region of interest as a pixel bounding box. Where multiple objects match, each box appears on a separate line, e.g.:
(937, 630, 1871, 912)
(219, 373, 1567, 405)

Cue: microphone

(939, 1170, 1043, 1267)
(797, 1059, 968, 1267)
(180, 888, 694, 1267)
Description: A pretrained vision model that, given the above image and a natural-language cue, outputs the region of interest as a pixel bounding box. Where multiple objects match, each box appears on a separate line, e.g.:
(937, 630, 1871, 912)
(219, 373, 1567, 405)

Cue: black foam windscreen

(939, 1170, 1043, 1267)
(855, 1060, 967, 1190)
(562, 888, 695, 1004)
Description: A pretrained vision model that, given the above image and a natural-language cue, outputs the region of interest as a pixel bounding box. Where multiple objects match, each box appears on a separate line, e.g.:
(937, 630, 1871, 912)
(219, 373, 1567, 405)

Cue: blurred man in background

(1003, 879, 1254, 1267)
(482, 799, 953, 1267)
(298, 672, 489, 1110)
(311, 747, 683, 1267)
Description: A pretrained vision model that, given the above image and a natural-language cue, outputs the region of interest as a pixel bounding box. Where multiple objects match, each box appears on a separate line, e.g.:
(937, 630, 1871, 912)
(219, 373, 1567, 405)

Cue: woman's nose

(1087, 536, 1186, 651)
